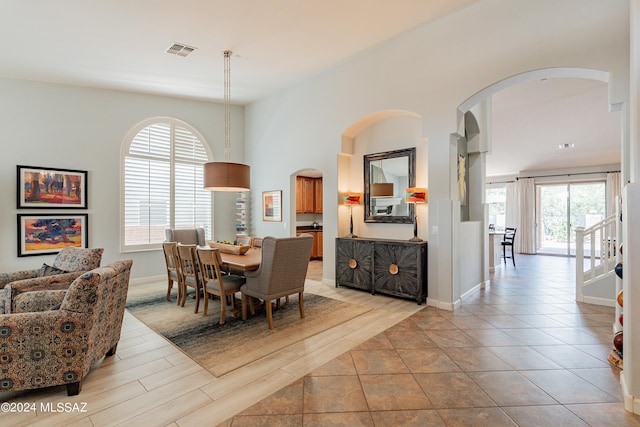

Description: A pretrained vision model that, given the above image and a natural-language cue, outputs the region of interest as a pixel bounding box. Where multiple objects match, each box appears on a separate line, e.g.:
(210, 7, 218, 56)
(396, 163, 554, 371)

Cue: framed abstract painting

(17, 214, 88, 257)
(262, 190, 282, 222)
(17, 165, 88, 209)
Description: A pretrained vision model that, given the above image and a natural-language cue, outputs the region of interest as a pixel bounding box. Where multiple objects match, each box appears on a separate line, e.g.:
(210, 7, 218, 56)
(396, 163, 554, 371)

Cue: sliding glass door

(536, 182, 605, 256)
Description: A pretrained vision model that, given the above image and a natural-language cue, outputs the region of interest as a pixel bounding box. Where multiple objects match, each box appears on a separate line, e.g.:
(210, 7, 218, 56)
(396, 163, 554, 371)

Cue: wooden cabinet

(297, 230, 323, 260)
(314, 178, 322, 213)
(296, 176, 322, 214)
(335, 237, 427, 304)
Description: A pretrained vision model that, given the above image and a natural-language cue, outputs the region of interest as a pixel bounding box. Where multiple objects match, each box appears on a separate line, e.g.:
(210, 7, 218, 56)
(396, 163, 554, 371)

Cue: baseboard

(582, 295, 615, 307)
(460, 281, 487, 300)
(130, 274, 165, 285)
(621, 373, 640, 414)
(428, 298, 459, 311)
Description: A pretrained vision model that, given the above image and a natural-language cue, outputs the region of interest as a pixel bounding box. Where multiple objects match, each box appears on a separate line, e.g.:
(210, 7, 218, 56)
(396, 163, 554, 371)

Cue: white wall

(244, 0, 629, 306)
(0, 78, 244, 280)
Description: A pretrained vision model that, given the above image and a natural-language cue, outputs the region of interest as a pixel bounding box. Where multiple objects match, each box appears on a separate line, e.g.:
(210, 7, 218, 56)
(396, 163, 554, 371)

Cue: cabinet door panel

(373, 243, 419, 297)
(335, 239, 373, 291)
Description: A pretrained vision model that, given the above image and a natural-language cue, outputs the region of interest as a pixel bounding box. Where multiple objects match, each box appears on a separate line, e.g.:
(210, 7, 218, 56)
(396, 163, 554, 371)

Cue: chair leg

(105, 344, 118, 357)
(194, 285, 200, 314)
(166, 278, 172, 301)
(266, 299, 274, 330)
(180, 283, 187, 307)
(203, 289, 209, 316)
(241, 293, 248, 321)
(249, 297, 255, 315)
(502, 245, 506, 263)
(219, 293, 227, 325)
(66, 381, 81, 396)
(299, 292, 305, 319)
(511, 245, 516, 266)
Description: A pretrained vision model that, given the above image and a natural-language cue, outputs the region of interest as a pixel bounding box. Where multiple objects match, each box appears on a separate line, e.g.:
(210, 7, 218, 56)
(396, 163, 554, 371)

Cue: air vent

(166, 43, 197, 57)
(558, 143, 575, 150)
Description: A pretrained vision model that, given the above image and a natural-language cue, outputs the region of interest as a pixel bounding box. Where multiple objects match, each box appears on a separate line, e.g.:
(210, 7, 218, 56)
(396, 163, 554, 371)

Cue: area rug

(125, 283, 371, 377)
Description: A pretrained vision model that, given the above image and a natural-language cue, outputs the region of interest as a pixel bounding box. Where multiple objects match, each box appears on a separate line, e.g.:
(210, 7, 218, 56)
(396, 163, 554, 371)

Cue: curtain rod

(488, 170, 620, 185)
(517, 170, 620, 180)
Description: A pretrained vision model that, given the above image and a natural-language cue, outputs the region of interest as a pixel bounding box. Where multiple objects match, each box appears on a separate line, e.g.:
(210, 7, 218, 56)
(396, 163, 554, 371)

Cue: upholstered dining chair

(176, 244, 202, 313)
(165, 228, 207, 246)
(162, 242, 182, 304)
(241, 234, 313, 330)
(502, 227, 517, 266)
(196, 247, 246, 325)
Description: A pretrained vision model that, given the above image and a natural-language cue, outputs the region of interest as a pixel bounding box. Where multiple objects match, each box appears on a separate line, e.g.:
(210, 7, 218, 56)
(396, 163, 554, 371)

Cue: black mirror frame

(363, 147, 416, 224)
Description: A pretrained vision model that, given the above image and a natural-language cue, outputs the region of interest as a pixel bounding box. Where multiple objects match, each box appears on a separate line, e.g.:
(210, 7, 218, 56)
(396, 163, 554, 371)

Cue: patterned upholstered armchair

(0, 247, 104, 290)
(0, 259, 133, 396)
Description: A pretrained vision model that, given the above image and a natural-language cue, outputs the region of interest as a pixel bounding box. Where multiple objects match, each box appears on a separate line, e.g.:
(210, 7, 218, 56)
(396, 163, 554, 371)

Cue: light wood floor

(0, 264, 424, 427)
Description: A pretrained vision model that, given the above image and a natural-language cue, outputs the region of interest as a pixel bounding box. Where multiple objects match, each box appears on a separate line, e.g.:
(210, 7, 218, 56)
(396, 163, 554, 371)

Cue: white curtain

(606, 172, 621, 217)
(505, 182, 518, 232)
(517, 178, 536, 254)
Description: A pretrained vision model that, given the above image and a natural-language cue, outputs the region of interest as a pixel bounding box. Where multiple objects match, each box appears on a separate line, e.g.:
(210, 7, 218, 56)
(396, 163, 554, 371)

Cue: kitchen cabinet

(296, 176, 322, 214)
(297, 230, 323, 260)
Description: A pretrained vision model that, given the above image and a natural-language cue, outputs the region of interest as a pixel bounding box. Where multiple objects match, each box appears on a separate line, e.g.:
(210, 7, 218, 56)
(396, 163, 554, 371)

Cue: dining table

(218, 247, 262, 273)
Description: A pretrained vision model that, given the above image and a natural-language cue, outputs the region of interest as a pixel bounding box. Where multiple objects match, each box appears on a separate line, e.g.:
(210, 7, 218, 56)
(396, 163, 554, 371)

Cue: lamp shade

(344, 192, 361, 205)
(405, 187, 427, 204)
(203, 162, 250, 191)
(371, 183, 394, 197)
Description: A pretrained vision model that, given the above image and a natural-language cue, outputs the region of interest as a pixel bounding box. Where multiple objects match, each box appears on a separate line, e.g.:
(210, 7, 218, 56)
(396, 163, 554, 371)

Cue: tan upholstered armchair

(0, 259, 133, 396)
(241, 234, 313, 329)
(0, 247, 104, 290)
(164, 228, 206, 246)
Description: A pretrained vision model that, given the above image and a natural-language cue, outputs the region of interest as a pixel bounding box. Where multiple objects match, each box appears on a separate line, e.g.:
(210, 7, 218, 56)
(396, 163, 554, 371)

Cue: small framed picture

(262, 190, 282, 222)
(17, 214, 88, 257)
(17, 165, 88, 209)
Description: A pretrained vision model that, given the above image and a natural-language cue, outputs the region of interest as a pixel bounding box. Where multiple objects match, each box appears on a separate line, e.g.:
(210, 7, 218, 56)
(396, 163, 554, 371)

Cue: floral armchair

(0, 247, 104, 290)
(0, 259, 133, 396)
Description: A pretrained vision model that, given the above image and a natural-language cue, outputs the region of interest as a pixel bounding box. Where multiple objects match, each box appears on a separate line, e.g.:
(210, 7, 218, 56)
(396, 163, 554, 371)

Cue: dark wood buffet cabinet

(335, 237, 427, 304)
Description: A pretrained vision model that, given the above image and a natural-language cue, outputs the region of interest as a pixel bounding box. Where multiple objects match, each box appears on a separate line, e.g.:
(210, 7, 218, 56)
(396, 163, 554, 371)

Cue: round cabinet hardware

(348, 259, 357, 269)
(389, 264, 399, 275)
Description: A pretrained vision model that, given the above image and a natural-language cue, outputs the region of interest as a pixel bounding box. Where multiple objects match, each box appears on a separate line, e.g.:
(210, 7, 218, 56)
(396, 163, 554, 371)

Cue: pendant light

(203, 50, 250, 191)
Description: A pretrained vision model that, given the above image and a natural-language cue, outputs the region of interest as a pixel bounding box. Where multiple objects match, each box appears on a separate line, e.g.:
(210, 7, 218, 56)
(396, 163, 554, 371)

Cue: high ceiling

(0, 0, 621, 177)
(489, 78, 621, 178)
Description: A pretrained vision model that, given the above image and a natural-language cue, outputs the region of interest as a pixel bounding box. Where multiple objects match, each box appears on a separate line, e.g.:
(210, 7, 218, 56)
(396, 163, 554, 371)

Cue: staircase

(575, 214, 617, 306)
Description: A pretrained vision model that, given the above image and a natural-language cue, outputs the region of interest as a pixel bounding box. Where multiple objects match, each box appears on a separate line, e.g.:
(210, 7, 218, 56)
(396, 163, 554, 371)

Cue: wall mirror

(364, 147, 415, 223)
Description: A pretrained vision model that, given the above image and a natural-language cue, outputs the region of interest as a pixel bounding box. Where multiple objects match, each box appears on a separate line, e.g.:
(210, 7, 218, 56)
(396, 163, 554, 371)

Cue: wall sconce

(343, 192, 361, 238)
(405, 187, 427, 242)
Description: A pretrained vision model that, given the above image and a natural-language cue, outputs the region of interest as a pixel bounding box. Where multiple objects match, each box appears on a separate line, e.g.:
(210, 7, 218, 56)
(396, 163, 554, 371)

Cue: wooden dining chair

(162, 242, 182, 304)
(176, 244, 202, 313)
(197, 248, 246, 325)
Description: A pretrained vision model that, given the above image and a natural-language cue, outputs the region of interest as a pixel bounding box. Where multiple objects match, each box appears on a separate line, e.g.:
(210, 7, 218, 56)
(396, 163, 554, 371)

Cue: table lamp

(405, 187, 427, 242)
(344, 192, 361, 238)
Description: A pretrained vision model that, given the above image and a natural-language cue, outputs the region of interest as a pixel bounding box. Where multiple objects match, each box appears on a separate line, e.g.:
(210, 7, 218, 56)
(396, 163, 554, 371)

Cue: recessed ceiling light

(558, 143, 575, 150)
(166, 43, 197, 57)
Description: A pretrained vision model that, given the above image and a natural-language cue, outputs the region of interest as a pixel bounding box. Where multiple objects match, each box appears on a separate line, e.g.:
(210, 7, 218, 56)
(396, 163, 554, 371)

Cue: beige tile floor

(224, 255, 640, 427)
(1, 256, 639, 426)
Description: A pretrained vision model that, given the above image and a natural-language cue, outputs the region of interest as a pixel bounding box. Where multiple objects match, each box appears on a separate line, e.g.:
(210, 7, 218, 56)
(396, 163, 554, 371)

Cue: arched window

(121, 118, 212, 251)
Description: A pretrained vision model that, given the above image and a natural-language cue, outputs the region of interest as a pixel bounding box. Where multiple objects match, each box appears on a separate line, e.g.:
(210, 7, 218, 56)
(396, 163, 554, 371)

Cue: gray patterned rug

(125, 284, 370, 377)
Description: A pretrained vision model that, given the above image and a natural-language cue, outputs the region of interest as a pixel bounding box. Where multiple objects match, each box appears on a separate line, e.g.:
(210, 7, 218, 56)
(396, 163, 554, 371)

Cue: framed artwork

(17, 214, 88, 257)
(17, 165, 88, 209)
(262, 190, 282, 222)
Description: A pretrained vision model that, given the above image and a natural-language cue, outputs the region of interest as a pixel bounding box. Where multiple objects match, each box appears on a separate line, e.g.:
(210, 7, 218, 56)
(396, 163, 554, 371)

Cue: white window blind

(122, 120, 211, 251)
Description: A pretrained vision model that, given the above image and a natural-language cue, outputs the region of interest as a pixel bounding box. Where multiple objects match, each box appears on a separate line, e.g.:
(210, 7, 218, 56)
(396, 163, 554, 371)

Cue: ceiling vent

(558, 143, 575, 150)
(166, 43, 197, 57)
